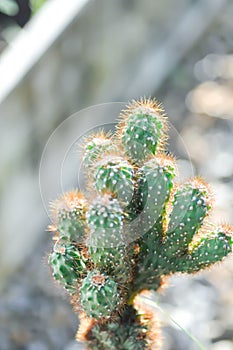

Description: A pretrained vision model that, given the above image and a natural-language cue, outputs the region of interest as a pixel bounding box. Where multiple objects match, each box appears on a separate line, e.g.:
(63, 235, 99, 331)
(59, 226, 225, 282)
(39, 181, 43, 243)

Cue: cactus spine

(47, 98, 233, 349)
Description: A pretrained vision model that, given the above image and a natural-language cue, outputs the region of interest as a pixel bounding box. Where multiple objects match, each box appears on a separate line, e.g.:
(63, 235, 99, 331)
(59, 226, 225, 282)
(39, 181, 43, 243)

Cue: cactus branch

(47, 98, 233, 349)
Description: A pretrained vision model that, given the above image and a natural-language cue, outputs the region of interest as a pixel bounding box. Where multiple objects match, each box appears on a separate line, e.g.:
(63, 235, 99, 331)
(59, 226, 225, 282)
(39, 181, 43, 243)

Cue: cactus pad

(48, 243, 87, 294)
(50, 191, 87, 243)
(86, 194, 123, 236)
(86, 194, 130, 283)
(93, 155, 134, 206)
(138, 156, 175, 231)
(163, 178, 211, 257)
(80, 270, 122, 318)
(83, 132, 116, 169)
(118, 99, 167, 163)
(177, 226, 233, 273)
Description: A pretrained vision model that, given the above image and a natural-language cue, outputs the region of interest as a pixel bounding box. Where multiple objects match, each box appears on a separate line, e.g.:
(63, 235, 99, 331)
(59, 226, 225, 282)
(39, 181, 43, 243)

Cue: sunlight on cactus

(47, 98, 233, 349)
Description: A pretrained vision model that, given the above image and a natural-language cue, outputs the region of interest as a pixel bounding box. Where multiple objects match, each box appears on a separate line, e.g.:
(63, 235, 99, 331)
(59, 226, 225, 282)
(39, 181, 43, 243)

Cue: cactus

(49, 191, 87, 243)
(79, 270, 123, 319)
(86, 194, 131, 284)
(93, 155, 134, 207)
(83, 132, 116, 170)
(117, 98, 167, 164)
(77, 303, 160, 350)
(47, 98, 233, 349)
(48, 242, 88, 294)
(176, 225, 233, 273)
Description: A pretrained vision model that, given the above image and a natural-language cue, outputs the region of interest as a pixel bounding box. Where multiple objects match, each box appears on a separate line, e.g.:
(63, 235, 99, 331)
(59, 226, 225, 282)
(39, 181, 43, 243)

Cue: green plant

(48, 98, 233, 349)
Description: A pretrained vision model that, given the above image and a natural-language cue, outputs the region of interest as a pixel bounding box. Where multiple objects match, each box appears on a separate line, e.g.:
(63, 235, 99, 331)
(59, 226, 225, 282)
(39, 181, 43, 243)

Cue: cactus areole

(47, 98, 233, 349)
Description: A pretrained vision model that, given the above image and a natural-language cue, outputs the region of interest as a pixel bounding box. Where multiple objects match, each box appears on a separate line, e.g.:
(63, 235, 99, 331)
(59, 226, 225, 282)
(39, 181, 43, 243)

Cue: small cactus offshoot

(80, 270, 122, 319)
(47, 98, 233, 349)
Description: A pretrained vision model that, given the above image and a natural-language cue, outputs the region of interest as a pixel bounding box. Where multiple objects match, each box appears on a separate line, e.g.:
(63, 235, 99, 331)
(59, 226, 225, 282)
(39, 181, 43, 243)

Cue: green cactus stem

(80, 270, 122, 319)
(163, 178, 211, 257)
(86, 194, 131, 284)
(176, 225, 233, 273)
(137, 155, 175, 233)
(49, 191, 87, 243)
(129, 156, 175, 292)
(83, 132, 116, 170)
(48, 242, 87, 294)
(118, 98, 167, 164)
(93, 155, 134, 207)
(86, 194, 124, 248)
(77, 302, 160, 350)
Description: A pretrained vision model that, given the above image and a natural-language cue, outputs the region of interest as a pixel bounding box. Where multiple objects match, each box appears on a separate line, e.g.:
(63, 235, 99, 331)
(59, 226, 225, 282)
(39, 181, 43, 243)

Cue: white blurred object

(0, 0, 90, 104)
(211, 341, 233, 350)
(186, 81, 233, 119)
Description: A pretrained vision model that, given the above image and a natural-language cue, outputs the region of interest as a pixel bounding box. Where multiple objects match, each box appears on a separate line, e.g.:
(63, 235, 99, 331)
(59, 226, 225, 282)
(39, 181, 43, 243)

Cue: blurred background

(0, 0, 233, 349)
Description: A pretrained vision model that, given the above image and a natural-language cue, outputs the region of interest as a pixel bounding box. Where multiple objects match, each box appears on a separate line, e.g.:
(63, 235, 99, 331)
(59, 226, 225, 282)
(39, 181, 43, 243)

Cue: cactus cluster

(47, 98, 233, 349)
